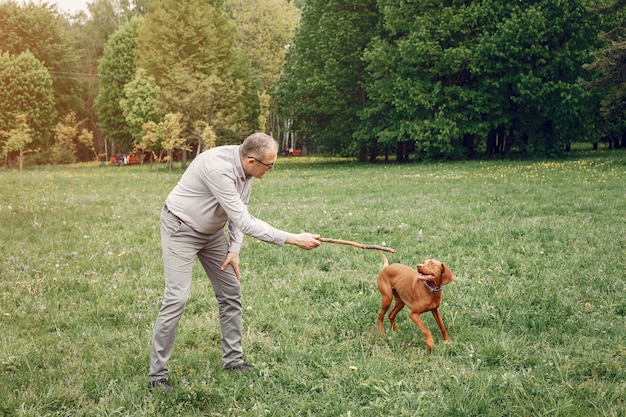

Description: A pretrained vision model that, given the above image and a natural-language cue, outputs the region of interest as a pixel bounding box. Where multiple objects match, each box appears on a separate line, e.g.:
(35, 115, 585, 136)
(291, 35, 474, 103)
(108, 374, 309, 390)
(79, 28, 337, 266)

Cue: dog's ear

(441, 264, 454, 285)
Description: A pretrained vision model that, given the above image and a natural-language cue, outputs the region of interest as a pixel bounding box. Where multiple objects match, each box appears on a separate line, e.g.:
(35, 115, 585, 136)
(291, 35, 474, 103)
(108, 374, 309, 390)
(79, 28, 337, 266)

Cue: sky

(52, 0, 90, 13)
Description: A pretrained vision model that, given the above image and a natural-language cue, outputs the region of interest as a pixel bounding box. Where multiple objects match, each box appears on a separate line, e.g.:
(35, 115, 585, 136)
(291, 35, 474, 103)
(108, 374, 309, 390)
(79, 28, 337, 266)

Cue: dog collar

(424, 282, 443, 293)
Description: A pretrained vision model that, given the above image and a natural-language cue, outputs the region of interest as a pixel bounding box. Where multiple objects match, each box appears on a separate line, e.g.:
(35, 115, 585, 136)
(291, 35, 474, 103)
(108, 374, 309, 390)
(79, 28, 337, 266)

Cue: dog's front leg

(409, 312, 435, 352)
(431, 309, 451, 342)
(378, 294, 393, 334)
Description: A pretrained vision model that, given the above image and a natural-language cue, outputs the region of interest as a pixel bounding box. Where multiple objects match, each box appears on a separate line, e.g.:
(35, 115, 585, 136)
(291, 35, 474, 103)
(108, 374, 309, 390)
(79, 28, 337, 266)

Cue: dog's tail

(377, 250, 389, 267)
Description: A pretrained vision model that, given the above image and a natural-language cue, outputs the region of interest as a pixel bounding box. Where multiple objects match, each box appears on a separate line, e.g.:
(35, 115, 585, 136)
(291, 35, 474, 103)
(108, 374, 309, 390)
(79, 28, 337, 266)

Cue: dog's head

(416, 259, 454, 287)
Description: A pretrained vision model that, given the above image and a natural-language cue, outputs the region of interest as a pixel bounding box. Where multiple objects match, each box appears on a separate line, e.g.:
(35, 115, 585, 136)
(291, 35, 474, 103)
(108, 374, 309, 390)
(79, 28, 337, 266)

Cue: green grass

(1, 152, 625, 416)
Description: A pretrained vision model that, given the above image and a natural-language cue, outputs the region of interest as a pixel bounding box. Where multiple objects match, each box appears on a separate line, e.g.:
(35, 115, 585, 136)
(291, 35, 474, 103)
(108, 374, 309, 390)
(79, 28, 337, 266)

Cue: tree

(0, 51, 56, 152)
(201, 122, 217, 150)
(52, 112, 95, 164)
(585, 0, 626, 149)
(159, 113, 189, 171)
(1, 114, 33, 186)
(366, 0, 494, 160)
(362, 0, 599, 160)
(274, 0, 380, 158)
(71, 0, 149, 159)
(95, 16, 143, 152)
(137, 120, 160, 170)
(137, 0, 260, 145)
(120, 68, 165, 145)
(473, 0, 600, 157)
(228, 0, 301, 132)
(0, 1, 85, 124)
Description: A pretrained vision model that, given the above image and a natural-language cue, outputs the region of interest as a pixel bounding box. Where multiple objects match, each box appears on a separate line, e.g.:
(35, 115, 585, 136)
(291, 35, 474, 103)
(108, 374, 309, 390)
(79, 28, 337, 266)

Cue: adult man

(149, 133, 320, 392)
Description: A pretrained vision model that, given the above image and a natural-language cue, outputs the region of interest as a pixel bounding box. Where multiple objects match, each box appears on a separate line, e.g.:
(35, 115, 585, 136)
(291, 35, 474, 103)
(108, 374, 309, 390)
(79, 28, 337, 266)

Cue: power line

(49, 71, 99, 79)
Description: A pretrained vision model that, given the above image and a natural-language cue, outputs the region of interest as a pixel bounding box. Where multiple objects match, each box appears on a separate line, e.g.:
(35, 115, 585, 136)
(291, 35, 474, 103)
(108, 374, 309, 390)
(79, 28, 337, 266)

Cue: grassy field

(1, 151, 625, 416)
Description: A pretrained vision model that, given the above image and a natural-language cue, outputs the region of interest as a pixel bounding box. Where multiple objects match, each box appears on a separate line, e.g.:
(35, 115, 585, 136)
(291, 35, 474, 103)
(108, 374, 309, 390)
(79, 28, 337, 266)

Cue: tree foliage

(227, 0, 301, 132)
(0, 1, 85, 122)
(95, 16, 143, 152)
(275, 0, 380, 157)
(0, 51, 56, 148)
(472, 0, 600, 157)
(159, 113, 189, 170)
(52, 112, 95, 164)
(137, 0, 259, 143)
(1, 0, 624, 162)
(120, 68, 164, 145)
(585, 0, 626, 149)
(1, 113, 33, 181)
(277, 0, 603, 159)
(229, 0, 300, 91)
(137, 120, 160, 169)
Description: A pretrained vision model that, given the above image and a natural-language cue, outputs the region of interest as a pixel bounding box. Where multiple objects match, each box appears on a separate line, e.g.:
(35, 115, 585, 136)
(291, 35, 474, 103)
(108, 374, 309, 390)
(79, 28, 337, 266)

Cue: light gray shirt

(165, 145, 288, 254)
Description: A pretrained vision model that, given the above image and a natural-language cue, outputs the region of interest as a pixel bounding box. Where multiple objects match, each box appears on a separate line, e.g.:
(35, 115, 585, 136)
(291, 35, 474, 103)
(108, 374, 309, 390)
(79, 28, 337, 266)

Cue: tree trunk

(396, 141, 404, 162)
(486, 130, 496, 155)
(359, 145, 367, 162)
(369, 145, 377, 162)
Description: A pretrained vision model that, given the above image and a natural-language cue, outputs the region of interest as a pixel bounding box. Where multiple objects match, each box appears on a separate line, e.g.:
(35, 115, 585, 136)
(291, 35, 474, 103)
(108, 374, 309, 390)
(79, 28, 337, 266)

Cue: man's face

(247, 151, 276, 179)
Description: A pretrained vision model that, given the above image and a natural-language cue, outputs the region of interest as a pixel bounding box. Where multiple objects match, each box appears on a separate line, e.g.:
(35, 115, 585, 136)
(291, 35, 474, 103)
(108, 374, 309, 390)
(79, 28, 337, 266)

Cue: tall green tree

(275, 0, 380, 157)
(72, 0, 148, 157)
(363, 0, 482, 160)
(0, 1, 85, 124)
(120, 68, 164, 145)
(474, 0, 600, 157)
(0, 51, 56, 151)
(227, 0, 300, 133)
(585, 0, 626, 149)
(362, 0, 599, 159)
(95, 16, 143, 151)
(137, 0, 260, 144)
(229, 0, 300, 90)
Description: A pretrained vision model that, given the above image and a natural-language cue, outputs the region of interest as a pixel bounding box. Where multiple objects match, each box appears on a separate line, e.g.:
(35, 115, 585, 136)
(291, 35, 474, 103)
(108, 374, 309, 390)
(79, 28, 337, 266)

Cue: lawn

(1, 151, 625, 416)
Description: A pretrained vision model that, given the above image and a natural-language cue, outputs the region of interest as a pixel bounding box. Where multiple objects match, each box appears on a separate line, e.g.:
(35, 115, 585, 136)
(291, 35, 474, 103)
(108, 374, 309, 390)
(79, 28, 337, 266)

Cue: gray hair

(240, 133, 278, 159)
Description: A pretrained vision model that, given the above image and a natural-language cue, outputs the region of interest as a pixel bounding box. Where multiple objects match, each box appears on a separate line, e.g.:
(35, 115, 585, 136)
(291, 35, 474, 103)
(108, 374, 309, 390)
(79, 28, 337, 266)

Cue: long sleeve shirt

(164, 145, 288, 254)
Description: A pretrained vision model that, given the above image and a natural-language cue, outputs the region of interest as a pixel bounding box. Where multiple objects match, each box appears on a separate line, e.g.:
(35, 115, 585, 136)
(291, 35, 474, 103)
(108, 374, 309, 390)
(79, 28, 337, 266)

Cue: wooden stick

(320, 237, 395, 253)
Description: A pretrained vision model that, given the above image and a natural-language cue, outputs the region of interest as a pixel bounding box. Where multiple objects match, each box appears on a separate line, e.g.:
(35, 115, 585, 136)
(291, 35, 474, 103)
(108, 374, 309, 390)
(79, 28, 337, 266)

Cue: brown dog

(376, 250, 454, 352)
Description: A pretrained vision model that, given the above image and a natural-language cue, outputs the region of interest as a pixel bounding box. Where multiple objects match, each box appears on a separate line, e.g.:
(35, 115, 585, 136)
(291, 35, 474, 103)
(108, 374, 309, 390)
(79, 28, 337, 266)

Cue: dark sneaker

(150, 378, 174, 392)
(224, 362, 254, 372)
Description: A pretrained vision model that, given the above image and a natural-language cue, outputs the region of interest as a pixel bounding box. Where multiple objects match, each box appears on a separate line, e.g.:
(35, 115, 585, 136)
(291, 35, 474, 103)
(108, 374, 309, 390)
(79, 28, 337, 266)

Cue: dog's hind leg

(377, 299, 392, 334)
(387, 292, 405, 331)
(377, 280, 393, 334)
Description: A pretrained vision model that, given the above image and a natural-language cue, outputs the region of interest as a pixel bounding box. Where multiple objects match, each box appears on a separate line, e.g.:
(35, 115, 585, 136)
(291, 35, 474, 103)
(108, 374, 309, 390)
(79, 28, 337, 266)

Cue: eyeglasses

(249, 156, 275, 170)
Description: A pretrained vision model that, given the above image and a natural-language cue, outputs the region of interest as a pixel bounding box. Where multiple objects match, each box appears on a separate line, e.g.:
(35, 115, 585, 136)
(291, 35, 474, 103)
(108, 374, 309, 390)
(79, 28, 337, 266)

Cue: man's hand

(285, 233, 321, 250)
(221, 252, 241, 280)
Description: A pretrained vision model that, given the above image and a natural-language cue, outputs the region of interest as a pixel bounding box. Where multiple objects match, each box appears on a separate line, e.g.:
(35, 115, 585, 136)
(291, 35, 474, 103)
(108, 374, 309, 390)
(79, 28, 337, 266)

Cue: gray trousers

(149, 207, 243, 381)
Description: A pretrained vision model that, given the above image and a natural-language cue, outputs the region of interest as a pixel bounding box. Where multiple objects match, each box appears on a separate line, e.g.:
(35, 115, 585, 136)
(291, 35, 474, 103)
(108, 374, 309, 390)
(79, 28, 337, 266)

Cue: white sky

(52, 0, 89, 13)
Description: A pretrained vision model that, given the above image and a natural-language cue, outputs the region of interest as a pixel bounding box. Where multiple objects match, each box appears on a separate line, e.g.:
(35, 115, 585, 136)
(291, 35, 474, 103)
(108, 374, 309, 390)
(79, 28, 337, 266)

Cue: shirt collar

(234, 145, 247, 180)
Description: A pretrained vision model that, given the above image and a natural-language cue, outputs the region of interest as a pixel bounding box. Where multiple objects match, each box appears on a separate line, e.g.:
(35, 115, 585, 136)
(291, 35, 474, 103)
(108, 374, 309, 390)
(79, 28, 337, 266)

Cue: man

(149, 133, 320, 392)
